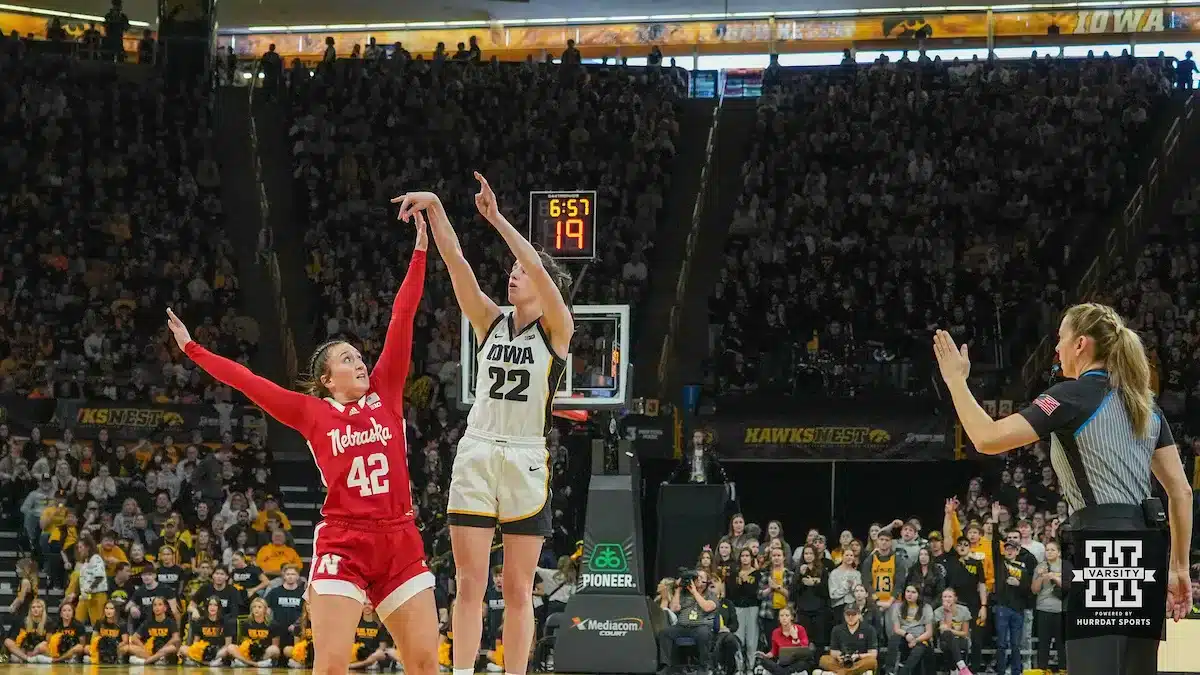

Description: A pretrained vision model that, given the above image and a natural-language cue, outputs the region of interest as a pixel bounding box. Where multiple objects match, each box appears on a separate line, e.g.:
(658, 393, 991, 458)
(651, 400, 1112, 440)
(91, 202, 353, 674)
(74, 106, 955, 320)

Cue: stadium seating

(710, 55, 1173, 399)
(0, 50, 251, 401)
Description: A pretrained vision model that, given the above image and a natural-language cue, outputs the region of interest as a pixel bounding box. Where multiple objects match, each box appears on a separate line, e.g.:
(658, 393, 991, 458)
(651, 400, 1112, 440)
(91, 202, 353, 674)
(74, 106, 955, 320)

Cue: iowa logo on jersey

(485, 343, 536, 365)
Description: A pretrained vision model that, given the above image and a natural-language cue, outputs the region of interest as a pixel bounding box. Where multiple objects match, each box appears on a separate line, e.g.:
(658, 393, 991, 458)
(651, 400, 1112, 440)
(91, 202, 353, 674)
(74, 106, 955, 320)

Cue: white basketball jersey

(468, 313, 567, 440)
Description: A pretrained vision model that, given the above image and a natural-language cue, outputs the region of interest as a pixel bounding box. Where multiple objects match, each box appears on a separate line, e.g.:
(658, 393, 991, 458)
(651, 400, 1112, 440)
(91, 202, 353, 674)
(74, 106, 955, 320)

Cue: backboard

(459, 304, 630, 410)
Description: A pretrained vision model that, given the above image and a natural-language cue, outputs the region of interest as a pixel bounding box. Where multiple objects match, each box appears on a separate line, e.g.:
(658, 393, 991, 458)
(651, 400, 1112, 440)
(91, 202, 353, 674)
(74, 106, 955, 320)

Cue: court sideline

(0, 662, 568, 667)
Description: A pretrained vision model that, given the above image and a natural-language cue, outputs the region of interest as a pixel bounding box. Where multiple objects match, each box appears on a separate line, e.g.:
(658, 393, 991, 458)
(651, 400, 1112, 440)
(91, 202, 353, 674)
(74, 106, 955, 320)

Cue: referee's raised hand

(933, 330, 971, 383)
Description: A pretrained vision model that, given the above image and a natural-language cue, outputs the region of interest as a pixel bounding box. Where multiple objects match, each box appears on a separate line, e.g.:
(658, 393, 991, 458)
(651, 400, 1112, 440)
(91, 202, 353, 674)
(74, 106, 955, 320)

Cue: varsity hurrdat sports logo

(1074, 540, 1154, 608)
(1065, 531, 1167, 640)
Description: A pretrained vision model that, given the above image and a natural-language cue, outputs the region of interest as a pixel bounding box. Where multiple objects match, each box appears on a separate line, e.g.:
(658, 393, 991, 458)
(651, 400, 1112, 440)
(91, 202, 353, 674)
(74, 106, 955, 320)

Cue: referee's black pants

(1062, 504, 1161, 675)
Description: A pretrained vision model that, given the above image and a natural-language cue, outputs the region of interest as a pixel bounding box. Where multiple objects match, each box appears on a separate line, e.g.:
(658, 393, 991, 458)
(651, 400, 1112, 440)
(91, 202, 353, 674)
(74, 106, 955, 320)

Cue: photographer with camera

(819, 604, 879, 675)
(657, 568, 719, 673)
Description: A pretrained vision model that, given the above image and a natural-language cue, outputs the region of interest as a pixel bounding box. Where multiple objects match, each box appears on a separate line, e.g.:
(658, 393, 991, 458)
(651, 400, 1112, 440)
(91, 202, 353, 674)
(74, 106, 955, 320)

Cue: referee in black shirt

(933, 302, 1193, 675)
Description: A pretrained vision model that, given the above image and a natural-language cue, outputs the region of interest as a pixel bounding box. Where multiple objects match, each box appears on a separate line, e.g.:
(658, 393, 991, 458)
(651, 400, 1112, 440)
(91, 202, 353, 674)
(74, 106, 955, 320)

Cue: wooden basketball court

(0, 662, 566, 667)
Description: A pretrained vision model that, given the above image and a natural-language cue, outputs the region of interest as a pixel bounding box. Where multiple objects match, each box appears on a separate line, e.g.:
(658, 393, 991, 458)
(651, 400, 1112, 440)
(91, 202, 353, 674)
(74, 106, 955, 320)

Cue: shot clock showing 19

(528, 190, 598, 260)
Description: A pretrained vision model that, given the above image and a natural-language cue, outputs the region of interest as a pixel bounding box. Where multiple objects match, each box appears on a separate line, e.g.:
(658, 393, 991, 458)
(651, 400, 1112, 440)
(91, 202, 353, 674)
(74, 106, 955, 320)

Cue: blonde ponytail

(1062, 303, 1155, 438)
(1108, 326, 1153, 438)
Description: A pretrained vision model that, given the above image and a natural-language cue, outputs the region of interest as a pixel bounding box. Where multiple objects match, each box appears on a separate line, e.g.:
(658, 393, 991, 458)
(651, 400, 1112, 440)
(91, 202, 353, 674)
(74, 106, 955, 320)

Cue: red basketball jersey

(303, 389, 412, 523)
(185, 250, 426, 526)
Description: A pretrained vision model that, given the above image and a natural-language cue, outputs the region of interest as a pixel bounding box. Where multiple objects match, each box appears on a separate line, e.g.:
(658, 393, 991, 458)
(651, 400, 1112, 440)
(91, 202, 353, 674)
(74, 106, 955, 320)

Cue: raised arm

(934, 331, 1040, 454)
(168, 309, 315, 435)
(472, 172, 574, 354)
(370, 212, 428, 408)
(392, 191, 500, 342)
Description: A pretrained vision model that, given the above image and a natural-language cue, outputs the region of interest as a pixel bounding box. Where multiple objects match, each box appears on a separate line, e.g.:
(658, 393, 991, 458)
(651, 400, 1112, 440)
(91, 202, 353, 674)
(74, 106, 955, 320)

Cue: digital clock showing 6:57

(527, 190, 597, 261)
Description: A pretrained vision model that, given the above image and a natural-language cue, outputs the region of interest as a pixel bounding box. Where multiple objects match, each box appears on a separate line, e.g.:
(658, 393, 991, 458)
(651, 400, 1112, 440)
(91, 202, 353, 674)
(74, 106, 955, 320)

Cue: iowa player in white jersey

(392, 173, 572, 675)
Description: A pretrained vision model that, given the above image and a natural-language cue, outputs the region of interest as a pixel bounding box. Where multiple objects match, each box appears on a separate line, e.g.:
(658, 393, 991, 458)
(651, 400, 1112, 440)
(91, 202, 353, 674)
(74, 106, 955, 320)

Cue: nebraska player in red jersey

(164, 215, 438, 675)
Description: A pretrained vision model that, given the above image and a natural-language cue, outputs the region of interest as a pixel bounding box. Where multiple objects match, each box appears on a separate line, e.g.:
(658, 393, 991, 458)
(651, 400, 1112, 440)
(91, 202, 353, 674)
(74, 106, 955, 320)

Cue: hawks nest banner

(0, 396, 267, 443)
(704, 400, 953, 461)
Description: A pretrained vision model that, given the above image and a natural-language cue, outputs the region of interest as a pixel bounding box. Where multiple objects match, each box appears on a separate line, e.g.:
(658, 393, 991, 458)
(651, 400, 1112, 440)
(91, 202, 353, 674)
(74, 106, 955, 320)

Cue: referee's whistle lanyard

(1080, 369, 1107, 378)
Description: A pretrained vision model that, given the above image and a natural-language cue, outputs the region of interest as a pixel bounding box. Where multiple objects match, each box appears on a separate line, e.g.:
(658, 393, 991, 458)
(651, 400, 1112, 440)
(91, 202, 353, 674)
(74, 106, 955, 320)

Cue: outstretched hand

(390, 191, 440, 223)
(933, 329, 971, 383)
(166, 308, 193, 351)
(473, 171, 500, 222)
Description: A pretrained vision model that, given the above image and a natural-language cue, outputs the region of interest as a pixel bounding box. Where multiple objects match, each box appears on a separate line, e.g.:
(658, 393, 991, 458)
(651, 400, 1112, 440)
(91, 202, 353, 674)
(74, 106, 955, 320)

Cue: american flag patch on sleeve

(1033, 394, 1060, 416)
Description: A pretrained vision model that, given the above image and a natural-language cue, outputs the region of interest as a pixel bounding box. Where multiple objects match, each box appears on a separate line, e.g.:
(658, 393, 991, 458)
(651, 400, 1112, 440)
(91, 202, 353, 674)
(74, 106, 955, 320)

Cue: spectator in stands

(98, 531, 128, 574)
(1031, 540, 1068, 671)
(88, 465, 118, 506)
(933, 587, 975, 675)
(791, 544, 829, 653)
(191, 447, 225, 513)
(74, 535, 109, 623)
(757, 547, 793, 640)
(20, 477, 53, 546)
(229, 549, 270, 599)
(7, 557, 38, 622)
(886, 584, 933, 674)
(729, 547, 761, 665)
(251, 495, 290, 533)
(862, 530, 906, 611)
(109, 562, 135, 617)
(265, 564, 305, 632)
(992, 530, 1034, 675)
(893, 521, 925, 565)
(708, 577, 742, 674)
(728, 514, 753, 551)
(755, 605, 811, 675)
(255, 527, 302, 580)
(905, 546, 945, 606)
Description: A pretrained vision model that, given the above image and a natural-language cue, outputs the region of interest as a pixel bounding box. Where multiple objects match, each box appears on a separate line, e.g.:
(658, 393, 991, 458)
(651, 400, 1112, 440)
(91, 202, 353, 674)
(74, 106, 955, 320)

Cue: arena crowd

(0, 17, 1196, 675)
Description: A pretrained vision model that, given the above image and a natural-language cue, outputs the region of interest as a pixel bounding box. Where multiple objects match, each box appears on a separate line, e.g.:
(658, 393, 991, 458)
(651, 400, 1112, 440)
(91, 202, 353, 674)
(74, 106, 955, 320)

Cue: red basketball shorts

(306, 518, 433, 619)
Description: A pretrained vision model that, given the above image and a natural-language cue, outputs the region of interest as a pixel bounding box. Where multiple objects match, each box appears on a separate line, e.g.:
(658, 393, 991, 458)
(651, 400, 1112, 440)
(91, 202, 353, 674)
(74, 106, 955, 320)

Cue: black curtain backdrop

(638, 458, 979, 582)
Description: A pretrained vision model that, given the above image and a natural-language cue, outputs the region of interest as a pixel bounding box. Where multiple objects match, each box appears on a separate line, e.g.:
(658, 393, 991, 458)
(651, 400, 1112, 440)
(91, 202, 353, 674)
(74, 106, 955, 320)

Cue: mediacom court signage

(569, 616, 646, 638)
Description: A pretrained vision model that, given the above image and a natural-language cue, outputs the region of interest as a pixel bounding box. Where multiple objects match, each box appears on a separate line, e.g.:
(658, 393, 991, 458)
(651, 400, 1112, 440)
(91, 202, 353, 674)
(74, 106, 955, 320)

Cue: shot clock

(528, 190, 597, 260)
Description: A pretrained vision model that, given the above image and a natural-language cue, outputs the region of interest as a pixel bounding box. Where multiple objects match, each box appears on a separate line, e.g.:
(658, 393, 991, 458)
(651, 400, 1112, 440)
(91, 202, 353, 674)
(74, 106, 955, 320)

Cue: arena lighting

(218, 0, 1200, 33)
(9, 0, 1188, 32)
(0, 2, 150, 26)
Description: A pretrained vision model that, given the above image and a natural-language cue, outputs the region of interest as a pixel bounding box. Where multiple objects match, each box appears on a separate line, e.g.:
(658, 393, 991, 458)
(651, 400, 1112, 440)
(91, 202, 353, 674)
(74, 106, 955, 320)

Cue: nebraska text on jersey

(329, 417, 394, 456)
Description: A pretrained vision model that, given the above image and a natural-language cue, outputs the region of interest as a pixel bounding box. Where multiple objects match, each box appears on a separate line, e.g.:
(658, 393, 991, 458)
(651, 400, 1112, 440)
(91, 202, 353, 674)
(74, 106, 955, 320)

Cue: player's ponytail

(538, 250, 573, 299)
(298, 340, 344, 398)
(1063, 303, 1154, 438)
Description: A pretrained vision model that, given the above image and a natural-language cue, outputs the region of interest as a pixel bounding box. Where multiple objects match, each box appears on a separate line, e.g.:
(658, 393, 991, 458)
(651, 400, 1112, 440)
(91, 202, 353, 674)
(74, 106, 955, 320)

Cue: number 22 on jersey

(487, 366, 530, 401)
(347, 453, 390, 496)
